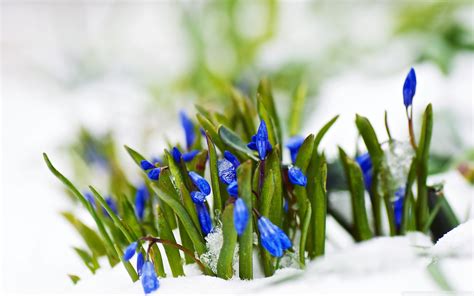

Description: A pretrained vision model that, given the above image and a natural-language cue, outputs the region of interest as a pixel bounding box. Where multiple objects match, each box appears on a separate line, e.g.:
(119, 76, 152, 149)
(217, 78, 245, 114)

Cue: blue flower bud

(191, 191, 207, 204)
(356, 153, 373, 191)
(218, 159, 237, 185)
(196, 202, 213, 236)
(137, 252, 144, 276)
(288, 166, 307, 187)
(227, 180, 238, 197)
(140, 160, 155, 171)
(172, 147, 182, 163)
(403, 68, 416, 108)
(393, 187, 405, 229)
(233, 198, 249, 236)
(224, 151, 240, 168)
(248, 120, 272, 160)
(141, 261, 160, 294)
(257, 216, 291, 257)
(147, 168, 161, 181)
(123, 241, 138, 261)
(180, 111, 195, 150)
(286, 135, 304, 163)
(135, 184, 149, 220)
(189, 171, 211, 195)
(182, 150, 199, 162)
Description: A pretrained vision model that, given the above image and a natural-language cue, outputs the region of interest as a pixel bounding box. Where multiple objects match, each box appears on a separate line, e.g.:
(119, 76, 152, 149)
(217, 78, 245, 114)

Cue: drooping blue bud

(218, 159, 237, 185)
(135, 184, 149, 220)
(233, 198, 249, 236)
(137, 252, 145, 276)
(140, 160, 155, 171)
(189, 171, 211, 195)
(141, 261, 160, 294)
(196, 202, 212, 236)
(147, 168, 161, 181)
(224, 151, 240, 168)
(257, 216, 291, 257)
(180, 111, 195, 150)
(403, 68, 416, 108)
(247, 120, 272, 160)
(356, 153, 373, 191)
(182, 150, 200, 162)
(172, 147, 182, 163)
(288, 165, 307, 187)
(227, 180, 238, 197)
(123, 241, 138, 261)
(191, 191, 207, 204)
(286, 135, 304, 163)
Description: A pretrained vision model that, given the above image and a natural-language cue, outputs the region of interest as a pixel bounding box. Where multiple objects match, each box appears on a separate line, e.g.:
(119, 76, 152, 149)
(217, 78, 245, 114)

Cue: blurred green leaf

(217, 203, 238, 279)
(237, 160, 254, 280)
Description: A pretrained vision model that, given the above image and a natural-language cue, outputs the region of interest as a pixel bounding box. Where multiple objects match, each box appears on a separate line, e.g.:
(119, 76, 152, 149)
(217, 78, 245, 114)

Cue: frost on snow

(199, 226, 239, 275)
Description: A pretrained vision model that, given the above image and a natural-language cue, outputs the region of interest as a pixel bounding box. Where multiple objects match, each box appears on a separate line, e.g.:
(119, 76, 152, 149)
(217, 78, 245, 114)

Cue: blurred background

(1, 0, 473, 294)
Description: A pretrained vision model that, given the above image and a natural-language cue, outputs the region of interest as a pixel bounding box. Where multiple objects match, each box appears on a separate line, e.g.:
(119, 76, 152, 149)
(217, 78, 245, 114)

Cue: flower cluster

(123, 242, 159, 294)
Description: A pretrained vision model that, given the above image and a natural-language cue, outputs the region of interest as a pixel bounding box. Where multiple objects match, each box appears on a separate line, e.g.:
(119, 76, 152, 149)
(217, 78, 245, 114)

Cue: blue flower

(224, 151, 240, 168)
(191, 191, 207, 204)
(288, 166, 307, 187)
(172, 147, 182, 163)
(182, 150, 200, 162)
(180, 111, 195, 150)
(257, 216, 291, 257)
(147, 168, 161, 181)
(123, 241, 138, 261)
(286, 135, 304, 163)
(189, 171, 211, 195)
(248, 120, 272, 160)
(103, 196, 118, 217)
(233, 198, 249, 236)
(135, 184, 149, 220)
(196, 202, 213, 236)
(356, 153, 372, 191)
(403, 68, 416, 108)
(227, 180, 238, 197)
(140, 160, 155, 171)
(137, 252, 145, 276)
(141, 261, 160, 294)
(393, 187, 405, 229)
(218, 159, 237, 185)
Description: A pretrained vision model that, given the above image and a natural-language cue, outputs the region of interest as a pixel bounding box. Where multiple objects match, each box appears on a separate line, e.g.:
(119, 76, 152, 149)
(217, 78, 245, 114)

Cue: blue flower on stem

(172, 147, 182, 163)
(189, 171, 211, 195)
(190, 191, 207, 204)
(180, 111, 196, 150)
(137, 252, 145, 276)
(393, 187, 405, 229)
(257, 216, 292, 257)
(288, 165, 307, 187)
(233, 198, 249, 235)
(403, 68, 417, 108)
(182, 150, 200, 162)
(141, 261, 160, 294)
(196, 202, 213, 236)
(218, 158, 237, 185)
(227, 180, 239, 197)
(286, 135, 304, 163)
(135, 184, 149, 221)
(224, 151, 240, 168)
(123, 241, 138, 261)
(356, 152, 373, 191)
(247, 120, 272, 160)
(140, 159, 161, 181)
(172, 146, 199, 163)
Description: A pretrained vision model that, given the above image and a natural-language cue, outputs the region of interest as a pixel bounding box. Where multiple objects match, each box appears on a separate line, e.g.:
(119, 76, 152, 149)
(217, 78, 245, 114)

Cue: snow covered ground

(1, 2, 473, 295)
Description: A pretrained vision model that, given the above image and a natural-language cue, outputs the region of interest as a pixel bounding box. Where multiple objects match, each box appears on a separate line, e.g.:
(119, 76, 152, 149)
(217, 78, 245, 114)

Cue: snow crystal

(382, 140, 415, 201)
(199, 226, 239, 276)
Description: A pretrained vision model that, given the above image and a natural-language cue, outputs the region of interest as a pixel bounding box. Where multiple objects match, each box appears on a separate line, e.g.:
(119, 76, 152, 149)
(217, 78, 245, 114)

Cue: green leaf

(237, 160, 253, 280)
(416, 104, 433, 231)
(338, 147, 373, 241)
(294, 134, 315, 223)
(257, 98, 278, 148)
(400, 157, 417, 234)
(314, 115, 339, 151)
(267, 147, 283, 226)
(43, 154, 137, 281)
(150, 244, 166, 277)
(299, 199, 311, 267)
(61, 212, 107, 257)
(197, 113, 226, 152)
(257, 78, 282, 149)
(230, 89, 255, 141)
(124, 145, 147, 167)
(68, 274, 81, 285)
(205, 133, 222, 213)
(288, 81, 307, 136)
(157, 205, 184, 277)
(218, 125, 258, 161)
(308, 155, 327, 258)
(260, 169, 275, 218)
(217, 204, 238, 279)
(73, 247, 100, 274)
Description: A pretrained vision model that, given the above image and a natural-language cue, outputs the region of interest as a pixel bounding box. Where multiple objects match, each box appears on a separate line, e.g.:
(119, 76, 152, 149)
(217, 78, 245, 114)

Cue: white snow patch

(431, 219, 473, 258)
